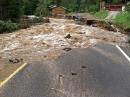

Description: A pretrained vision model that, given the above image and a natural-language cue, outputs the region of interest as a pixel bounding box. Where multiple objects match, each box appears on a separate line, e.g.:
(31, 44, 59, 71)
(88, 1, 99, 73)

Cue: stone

(65, 34, 71, 39)
(63, 48, 72, 52)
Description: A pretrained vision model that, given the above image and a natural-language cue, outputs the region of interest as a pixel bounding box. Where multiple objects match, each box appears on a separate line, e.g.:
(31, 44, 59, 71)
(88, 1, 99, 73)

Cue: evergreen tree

(8, 0, 24, 21)
(0, 0, 24, 21)
(24, 0, 38, 15)
(35, 0, 49, 17)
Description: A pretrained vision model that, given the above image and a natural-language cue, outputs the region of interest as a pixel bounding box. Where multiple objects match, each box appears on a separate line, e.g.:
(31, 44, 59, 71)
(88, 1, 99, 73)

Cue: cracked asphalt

(0, 44, 130, 97)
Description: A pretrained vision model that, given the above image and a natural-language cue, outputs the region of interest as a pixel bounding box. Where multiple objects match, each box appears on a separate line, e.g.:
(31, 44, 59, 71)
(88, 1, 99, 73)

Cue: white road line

(116, 45, 130, 62)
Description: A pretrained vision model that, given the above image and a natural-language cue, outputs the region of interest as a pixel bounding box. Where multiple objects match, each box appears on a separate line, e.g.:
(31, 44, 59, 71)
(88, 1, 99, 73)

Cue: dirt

(0, 18, 129, 83)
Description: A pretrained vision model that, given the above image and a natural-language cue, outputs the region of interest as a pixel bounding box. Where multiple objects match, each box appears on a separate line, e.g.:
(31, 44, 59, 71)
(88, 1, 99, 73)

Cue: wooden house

(104, 0, 130, 11)
(105, 4, 124, 11)
(49, 5, 66, 18)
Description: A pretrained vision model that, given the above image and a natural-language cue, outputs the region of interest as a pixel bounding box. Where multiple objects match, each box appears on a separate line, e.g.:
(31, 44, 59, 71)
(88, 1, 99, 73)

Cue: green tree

(0, 0, 24, 22)
(23, 0, 38, 15)
(8, 0, 24, 21)
(35, 0, 49, 17)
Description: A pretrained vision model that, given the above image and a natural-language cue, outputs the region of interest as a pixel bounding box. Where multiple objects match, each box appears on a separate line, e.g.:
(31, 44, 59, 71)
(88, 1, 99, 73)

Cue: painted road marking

(0, 63, 28, 88)
(116, 45, 130, 62)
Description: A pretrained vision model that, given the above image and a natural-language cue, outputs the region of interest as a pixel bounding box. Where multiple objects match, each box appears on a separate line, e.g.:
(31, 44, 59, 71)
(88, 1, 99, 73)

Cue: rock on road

(1, 44, 130, 97)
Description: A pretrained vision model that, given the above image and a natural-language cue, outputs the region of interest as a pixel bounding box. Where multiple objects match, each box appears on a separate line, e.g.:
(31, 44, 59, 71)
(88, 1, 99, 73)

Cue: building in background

(49, 5, 66, 18)
(105, 0, 130, 11)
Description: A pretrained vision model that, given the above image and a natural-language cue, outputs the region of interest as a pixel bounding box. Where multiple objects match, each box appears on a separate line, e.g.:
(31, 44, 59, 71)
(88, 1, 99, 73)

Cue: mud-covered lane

(1, 44, 130, 97)
(1, 18, 128, 82)
(0, 61, 59, 97)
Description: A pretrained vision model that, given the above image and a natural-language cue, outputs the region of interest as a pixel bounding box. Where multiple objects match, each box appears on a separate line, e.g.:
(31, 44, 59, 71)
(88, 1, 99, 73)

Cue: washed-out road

(0, 43, 130, 97)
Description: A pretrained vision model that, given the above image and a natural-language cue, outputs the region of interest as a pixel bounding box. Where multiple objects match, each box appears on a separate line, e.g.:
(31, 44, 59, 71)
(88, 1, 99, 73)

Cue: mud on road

(0, 18, 129, 82)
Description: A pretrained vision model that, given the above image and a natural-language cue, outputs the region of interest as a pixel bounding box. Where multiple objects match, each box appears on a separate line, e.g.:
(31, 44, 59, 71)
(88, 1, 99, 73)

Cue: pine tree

(0, 0, 24, 21)
(35, 0, 49, 17)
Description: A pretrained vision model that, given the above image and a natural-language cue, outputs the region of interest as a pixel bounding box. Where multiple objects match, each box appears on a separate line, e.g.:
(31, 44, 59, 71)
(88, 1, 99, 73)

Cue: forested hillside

(0, 0, 126, 21)
(23, 0, 129, 15)
(0, 0, 129, 32)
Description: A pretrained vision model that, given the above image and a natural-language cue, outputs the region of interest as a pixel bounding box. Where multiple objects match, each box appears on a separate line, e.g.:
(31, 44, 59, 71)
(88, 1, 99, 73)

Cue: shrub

(95, 10, 108, 19)
(0, 21, 6, 32)
(0, 20, 19, 33)
(88, 4, 99, 14)
(115, 12, 130, 30)
(125, 4, 130, 12)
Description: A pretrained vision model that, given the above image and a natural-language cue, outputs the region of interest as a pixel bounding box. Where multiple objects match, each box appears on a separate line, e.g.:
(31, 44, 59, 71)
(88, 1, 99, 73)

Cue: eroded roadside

(0, 18, 129, 83)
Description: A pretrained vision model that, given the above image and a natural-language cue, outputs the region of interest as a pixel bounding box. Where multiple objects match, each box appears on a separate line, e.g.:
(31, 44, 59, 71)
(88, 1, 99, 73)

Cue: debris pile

(0, 18, 129, 62)
(9, 58, 23, 64)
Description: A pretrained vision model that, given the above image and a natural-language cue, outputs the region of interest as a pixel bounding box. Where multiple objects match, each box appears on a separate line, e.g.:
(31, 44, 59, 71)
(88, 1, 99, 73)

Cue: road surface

(105, 11, 120, 20)
(0, 43, 130, 97)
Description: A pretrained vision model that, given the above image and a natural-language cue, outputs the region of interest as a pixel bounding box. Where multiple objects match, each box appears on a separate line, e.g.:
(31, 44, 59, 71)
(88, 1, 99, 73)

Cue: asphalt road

(1, 44, 130, 97)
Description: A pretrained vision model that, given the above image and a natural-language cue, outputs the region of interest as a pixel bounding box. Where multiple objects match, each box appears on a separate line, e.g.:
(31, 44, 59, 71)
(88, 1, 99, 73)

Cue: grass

(95, 10, 108, 19)
(115, 11, 130, 29)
